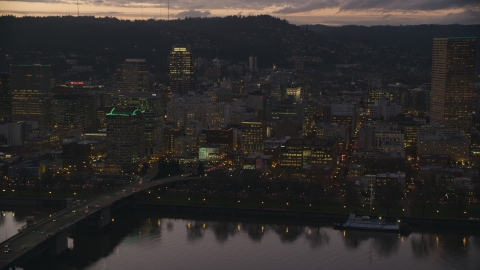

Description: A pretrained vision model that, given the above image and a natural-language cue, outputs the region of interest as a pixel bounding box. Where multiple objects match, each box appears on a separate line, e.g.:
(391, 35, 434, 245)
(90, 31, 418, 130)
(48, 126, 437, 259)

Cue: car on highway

(21, 246, 25, 250)
(45, 233, 50, 237)
(52, 219, 57, 222)
(4, 243, 10, 248)
(72, 210, 76, 213)
(4, 249, 10, 253)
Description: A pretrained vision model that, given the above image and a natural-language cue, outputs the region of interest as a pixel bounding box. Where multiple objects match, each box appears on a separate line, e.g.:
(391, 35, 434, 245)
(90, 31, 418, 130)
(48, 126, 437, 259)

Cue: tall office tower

(115, 59, 151, 92)
(52, 93, 90, 130)
(106, 108, 145, 173)
(11, 65, 52, 127)
(168, 45, 196, 96)
(0, 72, 11, 122)
(430, 37, 476, 131)
(113, 93, 164, 159)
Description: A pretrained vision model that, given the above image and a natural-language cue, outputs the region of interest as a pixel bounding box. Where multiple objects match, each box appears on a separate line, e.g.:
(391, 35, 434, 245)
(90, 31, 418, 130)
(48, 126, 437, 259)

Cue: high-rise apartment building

(11, 65, 52, 127)
(430, 37, 476, 131)
(113, 93, 164, 159)
(168, 45, 195, 96)
(115, 59, 150, 92)
(106, 107, 145, 173)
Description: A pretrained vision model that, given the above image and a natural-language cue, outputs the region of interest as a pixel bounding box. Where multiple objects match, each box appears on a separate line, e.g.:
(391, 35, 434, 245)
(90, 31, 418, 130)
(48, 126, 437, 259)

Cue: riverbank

(134, 202, 480, 230)
(0, 197, 67, 207)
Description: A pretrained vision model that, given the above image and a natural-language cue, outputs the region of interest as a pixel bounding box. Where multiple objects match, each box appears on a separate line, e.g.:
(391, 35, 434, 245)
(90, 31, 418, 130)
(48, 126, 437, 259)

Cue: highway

(0, 163, 202, 269)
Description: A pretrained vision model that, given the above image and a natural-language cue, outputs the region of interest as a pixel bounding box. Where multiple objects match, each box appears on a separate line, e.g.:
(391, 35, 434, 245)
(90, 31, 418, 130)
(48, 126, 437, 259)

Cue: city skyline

(0, 0, 479, 25)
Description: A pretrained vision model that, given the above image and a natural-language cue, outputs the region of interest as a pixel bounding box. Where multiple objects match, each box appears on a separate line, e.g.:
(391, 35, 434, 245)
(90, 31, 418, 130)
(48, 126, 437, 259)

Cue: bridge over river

(0, 165, 207, 270)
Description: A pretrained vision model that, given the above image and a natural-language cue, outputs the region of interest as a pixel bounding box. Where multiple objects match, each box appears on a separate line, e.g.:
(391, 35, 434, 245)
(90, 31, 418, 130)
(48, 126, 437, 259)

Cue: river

(2, 208, 480, 270)
(1, 207, 61, 243)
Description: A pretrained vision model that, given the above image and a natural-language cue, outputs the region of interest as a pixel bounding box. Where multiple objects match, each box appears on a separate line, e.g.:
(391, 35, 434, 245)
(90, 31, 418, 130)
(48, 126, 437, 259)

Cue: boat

(334, 212, 410, 232)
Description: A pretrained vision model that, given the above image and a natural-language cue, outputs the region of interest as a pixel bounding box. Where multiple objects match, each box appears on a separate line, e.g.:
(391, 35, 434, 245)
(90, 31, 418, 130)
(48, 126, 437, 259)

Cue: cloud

(441, 7, 480, 24)
(1, 0, 479, 25)
(273, 0, 480, 14)
(174, 9, 211, 18)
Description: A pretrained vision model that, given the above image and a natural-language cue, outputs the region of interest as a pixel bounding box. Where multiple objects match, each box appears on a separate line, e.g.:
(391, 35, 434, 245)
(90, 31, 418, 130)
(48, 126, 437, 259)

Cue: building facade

(113, 93, 164, 159)
(10, 65, 52, 127)
(168, 45, 196, 96)
(105, 108, 145, 173)
(430, 37, 476, 131)
(115, 59, 150, 92)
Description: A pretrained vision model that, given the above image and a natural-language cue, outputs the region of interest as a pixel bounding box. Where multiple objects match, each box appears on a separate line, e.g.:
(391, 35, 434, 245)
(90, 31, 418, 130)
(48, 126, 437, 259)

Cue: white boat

(334, 213, 405, 232)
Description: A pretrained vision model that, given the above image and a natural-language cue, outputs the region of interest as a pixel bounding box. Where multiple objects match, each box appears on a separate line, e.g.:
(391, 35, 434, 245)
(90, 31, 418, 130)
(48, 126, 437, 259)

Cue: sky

(0, 0, 479, 25)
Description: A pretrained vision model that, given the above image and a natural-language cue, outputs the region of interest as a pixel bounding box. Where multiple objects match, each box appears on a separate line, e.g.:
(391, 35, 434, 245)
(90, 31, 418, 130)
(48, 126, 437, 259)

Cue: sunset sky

(0, 0, 479, 25)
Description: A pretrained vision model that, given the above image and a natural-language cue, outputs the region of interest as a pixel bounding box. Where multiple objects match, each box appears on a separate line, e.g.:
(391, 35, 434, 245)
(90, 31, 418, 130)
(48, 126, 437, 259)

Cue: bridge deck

(0, 164, 204, 269)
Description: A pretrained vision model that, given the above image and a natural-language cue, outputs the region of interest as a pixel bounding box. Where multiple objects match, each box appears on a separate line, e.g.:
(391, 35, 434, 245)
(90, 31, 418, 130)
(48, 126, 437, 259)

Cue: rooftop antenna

(77, 0, 79, 17)
(168, 0, 169, 20)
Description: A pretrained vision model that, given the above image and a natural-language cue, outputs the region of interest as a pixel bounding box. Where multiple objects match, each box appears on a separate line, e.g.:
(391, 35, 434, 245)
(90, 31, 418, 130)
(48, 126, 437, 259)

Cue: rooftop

(106, 107, 143, 117)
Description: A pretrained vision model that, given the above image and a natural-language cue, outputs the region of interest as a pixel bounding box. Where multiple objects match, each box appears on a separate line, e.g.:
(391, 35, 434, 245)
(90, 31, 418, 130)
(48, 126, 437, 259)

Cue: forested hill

(0, 15, 296, 72)
(0, 15, 479, 77)
(304, 24, 480, 57)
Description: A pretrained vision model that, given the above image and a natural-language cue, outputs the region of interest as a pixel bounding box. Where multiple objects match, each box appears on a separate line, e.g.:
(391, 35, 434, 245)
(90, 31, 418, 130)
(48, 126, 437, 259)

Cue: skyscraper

(113, 93, 164, 159)
(168, 45, 195, 96)
(10, 65, 52, 127)
(115, 59, 151, 92)
(430, 37, 476, 131)
(106, 107, 145, 173)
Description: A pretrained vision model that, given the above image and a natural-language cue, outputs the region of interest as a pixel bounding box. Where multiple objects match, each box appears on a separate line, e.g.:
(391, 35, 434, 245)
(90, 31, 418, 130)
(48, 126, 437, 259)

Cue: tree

(197, 162, 205, 176)
(141, 162, 149, 175)
(344, 181, 360, 206)
(41, 169, 55, 188)
(375, 184, 402, 216)
(308, 182, 325, 204)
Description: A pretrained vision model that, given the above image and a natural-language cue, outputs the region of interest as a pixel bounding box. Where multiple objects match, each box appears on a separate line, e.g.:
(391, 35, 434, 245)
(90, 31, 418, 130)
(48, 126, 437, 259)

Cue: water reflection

(243, 223, 265, 242)
(411, 233, 436, 258)
(186, 221, 205, 241)
(272, 224, 304, 243)
(210, 221, 237, 243)
(342, 229, 401, 256)
(305, 227, 330, 248)
(21, 209, 480, 270)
